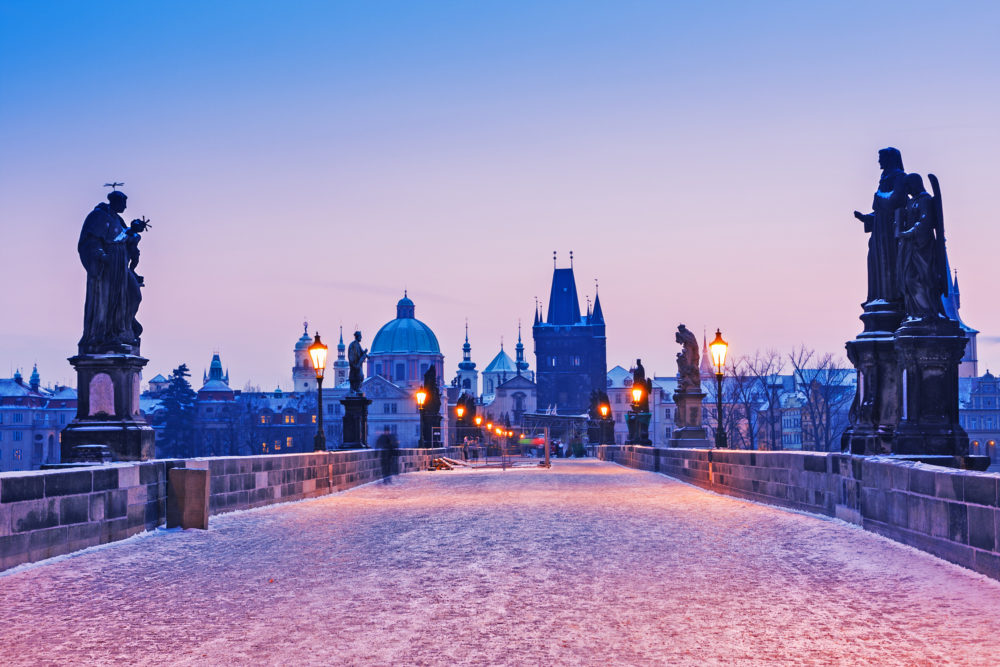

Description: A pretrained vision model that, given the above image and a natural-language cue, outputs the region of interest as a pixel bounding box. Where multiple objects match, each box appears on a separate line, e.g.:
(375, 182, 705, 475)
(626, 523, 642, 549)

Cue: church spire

(515, 320, 528, 375)
(591, 281, 605, 325)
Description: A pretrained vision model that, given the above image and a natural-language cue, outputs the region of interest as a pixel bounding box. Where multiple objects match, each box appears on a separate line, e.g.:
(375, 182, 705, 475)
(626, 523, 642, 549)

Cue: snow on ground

(2, 459, 1000, 666)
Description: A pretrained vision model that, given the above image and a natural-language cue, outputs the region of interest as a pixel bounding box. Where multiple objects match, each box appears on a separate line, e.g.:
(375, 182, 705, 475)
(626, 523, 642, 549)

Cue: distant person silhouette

(377, 431, 398, 483)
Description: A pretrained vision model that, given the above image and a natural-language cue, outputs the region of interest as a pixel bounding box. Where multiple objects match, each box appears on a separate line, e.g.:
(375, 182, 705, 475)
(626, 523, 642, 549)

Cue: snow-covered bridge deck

(2, 459, 999, 665)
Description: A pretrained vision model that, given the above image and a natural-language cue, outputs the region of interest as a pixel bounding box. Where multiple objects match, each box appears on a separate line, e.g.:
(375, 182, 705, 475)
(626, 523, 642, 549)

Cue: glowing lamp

(474, 416, 483, 426)
(710, 328, 728, 374)
(415, 388, 427, 407)
(599, 404, 609, 418)
(308, 333, 328, 380)
(456, 405, 465, 419)
(631, 385, 643, 405)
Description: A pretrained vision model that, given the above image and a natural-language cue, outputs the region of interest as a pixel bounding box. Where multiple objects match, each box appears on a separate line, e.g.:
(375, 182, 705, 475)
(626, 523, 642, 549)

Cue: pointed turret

(333, 325, 350, 386)
(455, 321, 478, 396)
(515, 321, 529, 376)
(591, 286, 605, 325)
(29, 364, 40, 392)
(546, 256, 582, 325)
(699, 328, 714, 378)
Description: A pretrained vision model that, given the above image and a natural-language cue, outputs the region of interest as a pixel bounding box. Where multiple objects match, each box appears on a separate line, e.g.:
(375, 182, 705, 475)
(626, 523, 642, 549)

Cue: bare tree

(788, 346, 854, 451)
(725, 356, 763, 450)
(745, 350, 787, 450)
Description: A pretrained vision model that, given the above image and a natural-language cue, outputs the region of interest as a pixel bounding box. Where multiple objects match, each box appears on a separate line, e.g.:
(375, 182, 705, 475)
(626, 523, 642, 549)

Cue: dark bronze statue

(422, 365, 442, 417)
(632, 359, 651, 412)
(854, 148, 907, 304)
(897, 173, 948, 321)
(78, 187, 149, 354)
(348, 331, 368, 394)
(675, 324, 701, 393)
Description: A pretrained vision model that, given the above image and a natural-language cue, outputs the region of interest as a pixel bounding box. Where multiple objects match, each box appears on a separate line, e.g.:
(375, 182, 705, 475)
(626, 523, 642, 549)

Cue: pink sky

(1, 2, 998, 390)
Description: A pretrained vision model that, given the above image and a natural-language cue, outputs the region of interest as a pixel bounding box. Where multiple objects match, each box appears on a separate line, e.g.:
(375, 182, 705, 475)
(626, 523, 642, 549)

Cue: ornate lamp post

(415, 387, 427, 448)
(308, 333, 329, 452)
(628, 384, 643, 444)
(709, 328, 729, 449)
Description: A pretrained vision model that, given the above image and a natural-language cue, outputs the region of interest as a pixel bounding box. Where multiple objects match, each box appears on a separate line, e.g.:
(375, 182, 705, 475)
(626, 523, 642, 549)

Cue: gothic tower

(333, 326, 350, 387)
(532, 252, 607, 414)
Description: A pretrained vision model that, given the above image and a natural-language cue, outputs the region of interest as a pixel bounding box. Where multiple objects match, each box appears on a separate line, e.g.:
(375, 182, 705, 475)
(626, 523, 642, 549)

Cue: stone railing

(599, 445, 1000, 581)
(0, 447, 458, 572)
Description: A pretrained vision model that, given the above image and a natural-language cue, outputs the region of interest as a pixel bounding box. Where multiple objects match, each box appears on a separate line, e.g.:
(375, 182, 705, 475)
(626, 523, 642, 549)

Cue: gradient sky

(2, 1, 999, 391)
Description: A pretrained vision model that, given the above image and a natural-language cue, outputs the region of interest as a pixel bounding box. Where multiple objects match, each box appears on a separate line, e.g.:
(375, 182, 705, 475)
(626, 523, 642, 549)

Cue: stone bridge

(2, 454, 1000, 665)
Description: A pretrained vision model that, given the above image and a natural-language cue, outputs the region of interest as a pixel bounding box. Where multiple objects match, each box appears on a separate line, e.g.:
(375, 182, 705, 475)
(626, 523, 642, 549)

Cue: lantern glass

(416, 388, 427, 406)
(456, 405, 465, 418)
(600, 404, 609, 417)
(308, 334, 328, 380)
(710, 329, 728, 372)
(632, 386, 643, 404)
(474, 416, 483, 426)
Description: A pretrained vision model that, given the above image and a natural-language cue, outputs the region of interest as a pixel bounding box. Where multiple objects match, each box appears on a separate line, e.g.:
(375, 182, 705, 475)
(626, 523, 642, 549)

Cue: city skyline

(2, 2, 999, 390)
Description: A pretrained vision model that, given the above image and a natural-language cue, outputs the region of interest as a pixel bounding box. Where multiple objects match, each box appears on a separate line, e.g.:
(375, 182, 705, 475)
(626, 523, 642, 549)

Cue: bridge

(2, 457, 999, 665)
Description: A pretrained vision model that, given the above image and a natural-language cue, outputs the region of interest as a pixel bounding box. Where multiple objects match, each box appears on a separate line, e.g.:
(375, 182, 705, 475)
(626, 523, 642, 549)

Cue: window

(615, 394, 621, 404)
(260, 415, 268, 424)
(420, 363, 428, 377)
(390, 424, 397, 434)
(571, 356, 581, 366)
(286, 436, 293, 449)
(395, 363, 406, 381)
(13, 449, 21, 461)
(970, 417, 978, 429)
(375, 363, 383, 377)
(60, 413, 66, 424)
(13, 431, 22, 442)
(326, 404, 335, 415)
(262, 442, 267, 453)
(284, 414, 295, 424)
(391, 403, 397, 414)
(384, 403, 391, 414)
(312, 415, 317, 424)
(12, 413, 23, 423)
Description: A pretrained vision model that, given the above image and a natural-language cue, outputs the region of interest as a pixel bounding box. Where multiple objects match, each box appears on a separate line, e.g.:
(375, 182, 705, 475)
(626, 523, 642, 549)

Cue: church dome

(294, 322, 312, 351)
(370, 294, 441, 355)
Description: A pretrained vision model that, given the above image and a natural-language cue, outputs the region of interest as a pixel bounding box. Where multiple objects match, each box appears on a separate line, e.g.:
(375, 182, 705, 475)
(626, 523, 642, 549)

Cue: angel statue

(896, 173, 948, 321)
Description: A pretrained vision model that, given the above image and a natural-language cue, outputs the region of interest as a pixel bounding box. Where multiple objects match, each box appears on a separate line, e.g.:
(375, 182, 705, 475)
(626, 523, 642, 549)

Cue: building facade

(0, 367, 77, 471)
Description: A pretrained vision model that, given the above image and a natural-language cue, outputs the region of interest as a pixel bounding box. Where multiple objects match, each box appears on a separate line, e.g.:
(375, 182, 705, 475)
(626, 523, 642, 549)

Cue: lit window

(260, 415, 268, 424)
(284, 414, 295, 424)
(262, 442, 267, 453)
(312, 415, 317, 423)
(286, 436, 293, 448)
(13, 431, 22, 441)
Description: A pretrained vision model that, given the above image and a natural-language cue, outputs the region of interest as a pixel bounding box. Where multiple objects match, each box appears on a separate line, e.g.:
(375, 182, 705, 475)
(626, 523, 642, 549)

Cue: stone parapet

(0, 447, 458, 572)
(598, 445, 1000, 581)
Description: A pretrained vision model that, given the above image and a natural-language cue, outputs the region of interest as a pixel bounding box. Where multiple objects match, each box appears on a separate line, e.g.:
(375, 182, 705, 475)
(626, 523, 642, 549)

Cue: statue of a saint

(897, 173, 948, 321)
(675, 324, 701, 393)
(77, 189, 148, 354)
(632, 359, 651, 412)
(422, 365, 442, 417)
(348, 331, 368, 394)
(854, 148, 907, 304)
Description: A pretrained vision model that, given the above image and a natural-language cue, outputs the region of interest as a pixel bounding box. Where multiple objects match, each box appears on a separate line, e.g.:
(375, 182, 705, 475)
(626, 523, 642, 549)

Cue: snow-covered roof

(484, 348, 517, 375)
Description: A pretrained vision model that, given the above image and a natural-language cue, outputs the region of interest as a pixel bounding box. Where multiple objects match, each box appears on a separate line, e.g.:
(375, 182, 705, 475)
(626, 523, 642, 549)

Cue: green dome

(370, 295, 441, 355)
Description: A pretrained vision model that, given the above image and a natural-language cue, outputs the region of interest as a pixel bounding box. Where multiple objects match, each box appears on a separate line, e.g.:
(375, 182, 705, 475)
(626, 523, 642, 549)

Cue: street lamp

(709, 328, 729, 449)
(308, 333, 329, 452)
(415, 387, 427, 448)
(455, 404, 465, 446)
(599, 403, 610, 445)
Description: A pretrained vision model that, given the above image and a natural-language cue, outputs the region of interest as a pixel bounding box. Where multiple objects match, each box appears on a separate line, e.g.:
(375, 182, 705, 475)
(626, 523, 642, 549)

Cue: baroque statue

(897, 173, 948, 321)
(854, 147, 907, 304)
(78, 185, 150, 355)
(632, 359, 651, 412)
(348, 330, 368, 394)
(675, 324, 701, 393)
(422, 364, 442, 417)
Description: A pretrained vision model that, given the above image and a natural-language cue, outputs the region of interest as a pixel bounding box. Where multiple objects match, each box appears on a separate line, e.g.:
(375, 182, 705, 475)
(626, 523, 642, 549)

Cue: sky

(1, 1, 999, 391)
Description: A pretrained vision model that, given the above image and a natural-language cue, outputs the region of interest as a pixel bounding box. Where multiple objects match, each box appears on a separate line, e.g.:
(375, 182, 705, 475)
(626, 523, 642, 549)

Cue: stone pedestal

(166, 468, 210, 530)
(893, 319, 969, 456)
(341, 394, 372, 449)
(842, 299, 904, 456)
(670, 391, 710, 447)
(61, 354, 155, 462)
(421, 413, 442, 448)
(626, 411, 651, 445)
(842, 336, 900, 455)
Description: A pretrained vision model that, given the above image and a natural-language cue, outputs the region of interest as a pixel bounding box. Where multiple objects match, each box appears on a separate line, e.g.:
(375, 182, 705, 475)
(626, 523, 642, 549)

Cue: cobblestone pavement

(3, 460, 1000, 666)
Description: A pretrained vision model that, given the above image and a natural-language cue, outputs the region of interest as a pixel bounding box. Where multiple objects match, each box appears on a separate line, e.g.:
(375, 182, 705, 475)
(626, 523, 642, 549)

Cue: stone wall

(599, 445, 1000, 580)
(0, 460, 184, 571)
(0, 447, 457, 572)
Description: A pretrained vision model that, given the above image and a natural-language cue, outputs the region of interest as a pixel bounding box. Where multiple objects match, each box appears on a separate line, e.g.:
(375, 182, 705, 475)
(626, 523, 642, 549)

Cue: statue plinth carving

(62, 187, 155, 462)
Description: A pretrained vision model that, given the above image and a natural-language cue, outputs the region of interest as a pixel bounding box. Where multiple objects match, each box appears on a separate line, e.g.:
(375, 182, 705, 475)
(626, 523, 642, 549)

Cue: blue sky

(2, 1, 999, 389)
